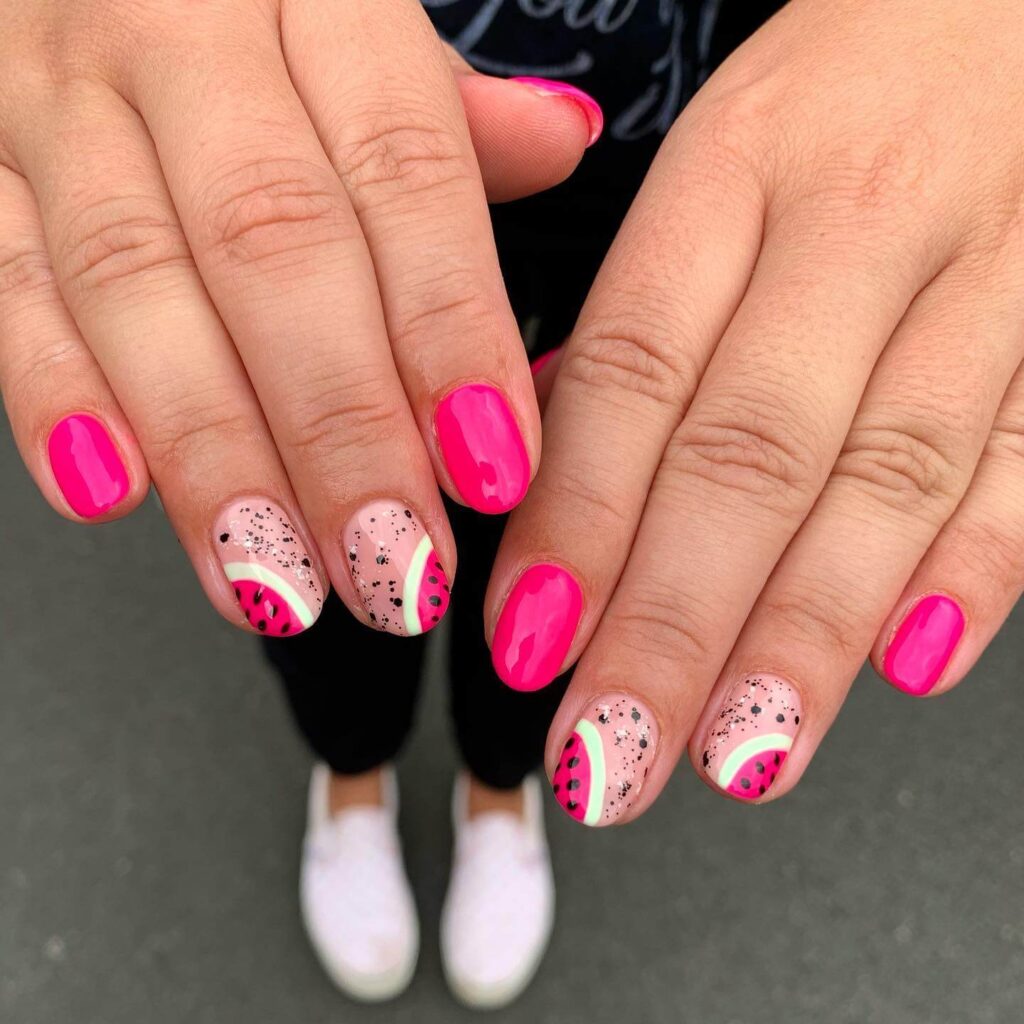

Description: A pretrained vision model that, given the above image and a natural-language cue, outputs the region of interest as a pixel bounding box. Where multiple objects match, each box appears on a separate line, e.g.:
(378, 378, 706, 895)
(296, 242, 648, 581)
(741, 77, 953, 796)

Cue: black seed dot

(219, 533, 230, 544)
(404, 509, 413, 518)
(795, 715, 800, 724)
(428, 575, 438, 585)
(631, 709, 641, 722)
(777, 713, 785, 722)
(301, 558, 311, 568)
(755, 761, 765, 773)
(234, 588, 241, 599)
(349, 551, 357, 562)
(393, 598, 403, 607)
(751, 705, 762, 715)
(759, 785, 765, 794)
(740, 778, 751, 789)
(568, 757, 580, 768)
(428, 595, 441, 607)
(257, 620, 267, 632)
(774, 753, 781, 765)
(552, 784, 560, 794)
(702, 752, 709, 768)
(281, 622, 291, 634)
(254, 588, 264, 603)
(639, 739, 648, 749)
(268, 604, 278, 619)
(567, 779, 581, 791)
(376, 555, 386, 565)
(567, 801, 578, 811)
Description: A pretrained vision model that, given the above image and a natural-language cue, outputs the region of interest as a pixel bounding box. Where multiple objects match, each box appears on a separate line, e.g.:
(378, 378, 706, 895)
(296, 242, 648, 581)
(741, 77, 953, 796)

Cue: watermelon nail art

(553, 695, 657, 827)
(702, 674, 802, 800)
(343, 501, 450, 637)
(214, 500, 325, 637)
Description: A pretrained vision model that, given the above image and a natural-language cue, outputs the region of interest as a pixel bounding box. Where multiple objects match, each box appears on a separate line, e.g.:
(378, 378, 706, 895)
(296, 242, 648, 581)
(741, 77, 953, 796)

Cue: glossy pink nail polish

(48, 414, 129, 519)
(435, 383, 530, 514)
(493, 563, 582, 691)
(511, 77, 605, 147)
(529, 346, 562, 377)
(884, 594, 965, 696)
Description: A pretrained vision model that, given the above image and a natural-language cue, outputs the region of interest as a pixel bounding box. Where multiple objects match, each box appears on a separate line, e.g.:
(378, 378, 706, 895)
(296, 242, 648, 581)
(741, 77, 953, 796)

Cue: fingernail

(435, 383, 530, 514)
(343, 500, 450, 637)
(214, 499, 325, 637)
(493, 563, 582, 691)
(529, 346, 562, 377)
(553, 694, 657, 827)
(511, 77, 604, 147)
(702, 674, 802, 800)
(883, 594, 965, 696)
(48, 414, 129, 519)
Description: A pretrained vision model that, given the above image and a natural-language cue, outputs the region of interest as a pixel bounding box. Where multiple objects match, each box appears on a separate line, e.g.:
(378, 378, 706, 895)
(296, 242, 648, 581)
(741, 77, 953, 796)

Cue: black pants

(262, 500, 570, 790)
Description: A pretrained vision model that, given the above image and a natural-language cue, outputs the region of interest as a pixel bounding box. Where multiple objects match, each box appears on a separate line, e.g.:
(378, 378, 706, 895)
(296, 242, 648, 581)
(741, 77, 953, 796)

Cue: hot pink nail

(47, 414, 129, 519)
(702, 674, 802, 801)
(529, 346, 562, 377)
(511, 77, 604, 147)
(215, 499, 325, 637)
(884, 594, 964, 696)
(435, 383, 530, 514)
(343, 500, 450, 637)
(553, 695, 658, 827)
(492, 563, 582, 691)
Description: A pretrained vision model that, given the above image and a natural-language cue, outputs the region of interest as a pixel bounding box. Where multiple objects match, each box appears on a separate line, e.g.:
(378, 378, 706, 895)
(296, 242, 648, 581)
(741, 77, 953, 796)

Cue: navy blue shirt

(422, 1, 783, 349)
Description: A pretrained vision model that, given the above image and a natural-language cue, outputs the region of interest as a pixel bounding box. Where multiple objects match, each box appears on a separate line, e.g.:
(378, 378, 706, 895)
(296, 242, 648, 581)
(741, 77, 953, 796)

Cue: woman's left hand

(487, 0, 1024, 825)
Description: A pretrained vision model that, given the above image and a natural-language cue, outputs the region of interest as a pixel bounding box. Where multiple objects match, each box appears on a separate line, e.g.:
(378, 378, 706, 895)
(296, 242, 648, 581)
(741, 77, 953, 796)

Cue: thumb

(446, 48, 604, 203)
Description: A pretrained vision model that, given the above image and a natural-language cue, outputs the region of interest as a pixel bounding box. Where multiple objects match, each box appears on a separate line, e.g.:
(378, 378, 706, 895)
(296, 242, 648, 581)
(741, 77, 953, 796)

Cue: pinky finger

(0, 165, 148, 521)
(874, 361, 1024, 697)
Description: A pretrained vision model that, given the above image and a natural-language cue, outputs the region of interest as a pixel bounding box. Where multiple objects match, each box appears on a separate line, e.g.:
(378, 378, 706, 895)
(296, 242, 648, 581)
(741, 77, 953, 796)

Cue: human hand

(0, 0, 601, 637)
(488, 0, 1024, 823)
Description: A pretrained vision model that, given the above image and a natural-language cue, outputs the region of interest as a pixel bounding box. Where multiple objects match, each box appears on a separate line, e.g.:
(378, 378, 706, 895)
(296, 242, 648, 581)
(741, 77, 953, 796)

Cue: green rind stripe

(401, 535, 433, 636)
(223, 562, 315, 629)
(716, 732, 793, 790)
(575, 718, 607, 827)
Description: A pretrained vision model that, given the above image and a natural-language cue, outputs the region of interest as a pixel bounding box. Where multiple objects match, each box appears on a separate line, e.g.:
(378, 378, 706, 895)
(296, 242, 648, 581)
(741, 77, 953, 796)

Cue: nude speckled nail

(553, 694, 657, 827)
(702, 674, 802, 800)
(343, 501, 450, 637)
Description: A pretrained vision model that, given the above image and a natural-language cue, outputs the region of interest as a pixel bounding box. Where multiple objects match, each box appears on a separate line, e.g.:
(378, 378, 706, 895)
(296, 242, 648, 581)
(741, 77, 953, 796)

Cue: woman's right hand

(0, 0, 600, 637)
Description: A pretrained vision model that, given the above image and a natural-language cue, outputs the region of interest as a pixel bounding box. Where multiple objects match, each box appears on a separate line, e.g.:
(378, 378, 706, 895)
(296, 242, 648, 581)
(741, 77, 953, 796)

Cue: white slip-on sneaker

(441, 774, 555, 1009)
(300, 763, 419, 1002)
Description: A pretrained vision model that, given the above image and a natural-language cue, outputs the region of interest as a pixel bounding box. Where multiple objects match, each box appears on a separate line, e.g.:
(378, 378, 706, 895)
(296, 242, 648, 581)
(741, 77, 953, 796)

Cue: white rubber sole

(440, 898, 554, 1011)
(300, 898, 419, 1003)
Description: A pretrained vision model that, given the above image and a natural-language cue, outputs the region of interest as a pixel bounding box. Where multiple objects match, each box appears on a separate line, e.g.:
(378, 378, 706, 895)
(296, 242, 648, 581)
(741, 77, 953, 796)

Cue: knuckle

(282, 370, 404, 460)
(389, 269, 492, 350)
(667, 399, 821, 514)
(758, 583, 865, 662)
(833, 424, 961, 516)
(3, 336, 84, 409)
(943, 516, 1024, 594)
(0, 245, 55, 300)
(200, 158, 349, 267)
(563, 321, 697, 413)
(334, 113, 470, 200)
(58, 199, 191, 295)
(612, 583, 714, 667)
(144, 397, 256, 476)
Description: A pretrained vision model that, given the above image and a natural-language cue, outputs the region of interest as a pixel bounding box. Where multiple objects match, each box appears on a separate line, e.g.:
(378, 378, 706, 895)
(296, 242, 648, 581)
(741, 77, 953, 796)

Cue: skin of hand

(0, 0, 601, 639)
(487, 0, 1024, 825)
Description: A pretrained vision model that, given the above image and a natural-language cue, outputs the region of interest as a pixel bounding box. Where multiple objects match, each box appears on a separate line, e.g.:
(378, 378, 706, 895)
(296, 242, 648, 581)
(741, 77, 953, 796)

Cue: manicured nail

(435, 383, 530, 514)
(702, 674, 802, 800)
(214, 499, 325, 637)
(48, 414, 129, 519)
(553, 695, 657, 827)
(529, 346, 562, 377)
(344, 500, 450, 637)
(511, 77, 604, 147)
(493, 563, 582, 692)
(884, 594, 965, 696)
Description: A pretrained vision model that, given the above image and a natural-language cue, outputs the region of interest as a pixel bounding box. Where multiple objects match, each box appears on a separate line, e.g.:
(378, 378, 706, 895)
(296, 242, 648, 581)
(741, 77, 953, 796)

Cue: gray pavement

(1, 420, 1022, 1024)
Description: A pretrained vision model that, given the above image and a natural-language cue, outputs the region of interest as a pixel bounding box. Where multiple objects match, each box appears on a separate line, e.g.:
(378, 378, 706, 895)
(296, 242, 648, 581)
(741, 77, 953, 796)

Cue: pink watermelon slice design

(224, 563, 317, 637)
(714, 733, 792, 799)
(552, 719, 606, 826)
(400, 536, 450, 636)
